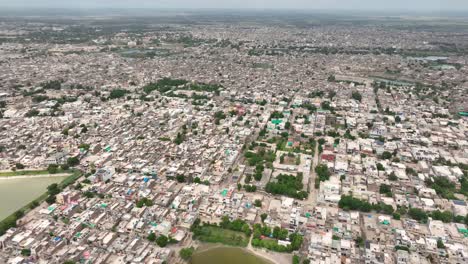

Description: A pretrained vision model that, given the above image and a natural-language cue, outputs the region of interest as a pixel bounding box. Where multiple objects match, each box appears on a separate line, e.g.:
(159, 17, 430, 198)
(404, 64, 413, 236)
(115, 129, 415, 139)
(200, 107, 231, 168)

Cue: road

(302, 143, 320, 207)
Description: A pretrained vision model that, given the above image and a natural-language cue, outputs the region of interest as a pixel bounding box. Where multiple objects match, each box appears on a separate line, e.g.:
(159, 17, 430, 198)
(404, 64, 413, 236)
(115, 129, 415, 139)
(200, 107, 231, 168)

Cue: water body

(191, 246, 272, 264)
(0, 176, 67, 220)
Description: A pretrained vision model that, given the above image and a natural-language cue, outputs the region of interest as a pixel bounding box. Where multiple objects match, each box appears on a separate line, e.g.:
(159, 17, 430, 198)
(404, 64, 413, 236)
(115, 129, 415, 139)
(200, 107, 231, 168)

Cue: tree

(15, 163, 25, 170)
(379, 184, 392, 196)
(315, 164, 330, 182)
(408, 208, 428, 222)
(21, 248, 31, 256)
(147, 232, 156, 242)
(376, 163, 385, 171)
(437, 239, 445, 249)
(381, 151, 392, 160)
(254, 199, 262, 207)
(285, 121, 291, 130)
(156, 235, 168, 247)
(351, 91, 362, 102)
(47, 164, 59, 174)
(293, 255, 300, 264)
(47, 183, 61, 195)
(180, 247, 195, 261)
(67, 156, 80, 167)
(176, 175, 185, 183)
(109, 89, 129, 99)
(388, 172, 398, 181)
(261, 213, 268, 223)
(46, 195, 56, 204)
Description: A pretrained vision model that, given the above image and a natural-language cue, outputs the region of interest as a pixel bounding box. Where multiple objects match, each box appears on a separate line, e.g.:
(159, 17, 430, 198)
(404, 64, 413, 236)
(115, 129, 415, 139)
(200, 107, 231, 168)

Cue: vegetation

(180, 247, 195, 261)
(136, 197, 154, 208)
(251, 223, 303, 253)
(315, 164, 330, 188)
(156, 235, 169, 247)
(191, 217, 250, 247)
(108, 89, 130, 99)
(425, 176, 456, 199)
(379, 184, 392, 197)
(67, 156, 80, 167)
(351, 91, 362, 102)
(265, 173, 308, 200)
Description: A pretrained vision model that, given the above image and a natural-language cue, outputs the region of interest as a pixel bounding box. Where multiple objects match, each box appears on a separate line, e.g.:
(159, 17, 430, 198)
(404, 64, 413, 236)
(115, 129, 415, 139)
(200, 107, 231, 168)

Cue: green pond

(191, 247, 271, 264)
(0, 176, 67, 220)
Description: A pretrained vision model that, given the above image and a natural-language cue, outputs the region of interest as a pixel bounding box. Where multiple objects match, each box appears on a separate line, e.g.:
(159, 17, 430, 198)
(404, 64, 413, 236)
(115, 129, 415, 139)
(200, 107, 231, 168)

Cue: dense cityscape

(0, 8, 467, 264)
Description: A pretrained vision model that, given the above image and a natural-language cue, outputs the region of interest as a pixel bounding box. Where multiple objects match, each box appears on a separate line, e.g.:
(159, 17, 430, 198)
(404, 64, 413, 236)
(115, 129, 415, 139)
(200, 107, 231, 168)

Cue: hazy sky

(1, 0, 467, 11)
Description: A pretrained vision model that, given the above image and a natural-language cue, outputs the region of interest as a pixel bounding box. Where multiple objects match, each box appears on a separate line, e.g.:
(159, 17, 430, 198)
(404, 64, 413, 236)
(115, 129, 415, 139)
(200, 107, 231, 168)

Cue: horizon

(0, 0, 468, 13)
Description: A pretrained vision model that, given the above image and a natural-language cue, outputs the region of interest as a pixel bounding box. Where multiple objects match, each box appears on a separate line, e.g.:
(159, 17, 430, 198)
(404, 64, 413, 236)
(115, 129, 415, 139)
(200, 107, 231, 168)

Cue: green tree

(67, 156, 80, 167)
(254, 199, 262, 207)
(147, 232, 156, 242)
(351, 91, 362, 102)
(261, 213, 268, 223)
(381, 151, 392, 160)
(156, 235, 168, 247)
(376, 163, 385, 171)
(47, 164, 59, 174)
(293, 255, 300, 264)
(180, 247, 195, 261)
(388, 172, 398, 181)
(176, 175, 185, 183)
(437, 239, 445, 249)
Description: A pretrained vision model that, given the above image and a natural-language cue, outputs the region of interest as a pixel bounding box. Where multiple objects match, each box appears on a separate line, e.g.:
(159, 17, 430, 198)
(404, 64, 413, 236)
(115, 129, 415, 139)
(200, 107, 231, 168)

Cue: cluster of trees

(41, 80, 62, 90)
(67, 156, 80, 167)
(244, 145, 276, 167)
(339, 195, 468, 224)
(47, 164, 69, 174)
(25, 109, 40, 117)
(244, 184, 257, 192)
(219, 216, 252, 236)
(269, 111, 284, 119)
(425, 176, 457, 199)
(143, 78, 189, 94)
(136, 197, 154, 208)
(147, 233, 176, 247)
(379, 184, 393, 197)
(193, 177, 210, 185)
(338, 195, 393, 214)
(251, 223, 303, 253)
(190, 218, 250, 247)
(179, 247, 195, 261)
(213, 110, 226, 125)
(315, 164, 330, 187)
(265, 173, 308, 200)
(108, 89, 130, 99)
(143, 78, 221, 95)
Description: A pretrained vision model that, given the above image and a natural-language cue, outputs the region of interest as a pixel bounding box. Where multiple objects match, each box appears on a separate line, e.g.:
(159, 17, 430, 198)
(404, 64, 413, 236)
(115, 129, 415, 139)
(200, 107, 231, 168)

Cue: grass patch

(193, 226, 249, 247)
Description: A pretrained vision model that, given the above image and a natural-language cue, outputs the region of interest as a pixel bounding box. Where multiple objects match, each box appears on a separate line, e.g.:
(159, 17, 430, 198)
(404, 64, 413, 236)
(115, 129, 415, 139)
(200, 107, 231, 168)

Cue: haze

(1, 0, 468, 11)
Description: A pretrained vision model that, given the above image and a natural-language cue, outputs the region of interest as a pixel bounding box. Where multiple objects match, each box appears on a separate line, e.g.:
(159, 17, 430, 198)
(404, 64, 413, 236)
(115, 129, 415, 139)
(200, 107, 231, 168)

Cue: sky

(1, 0, 467, 11)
